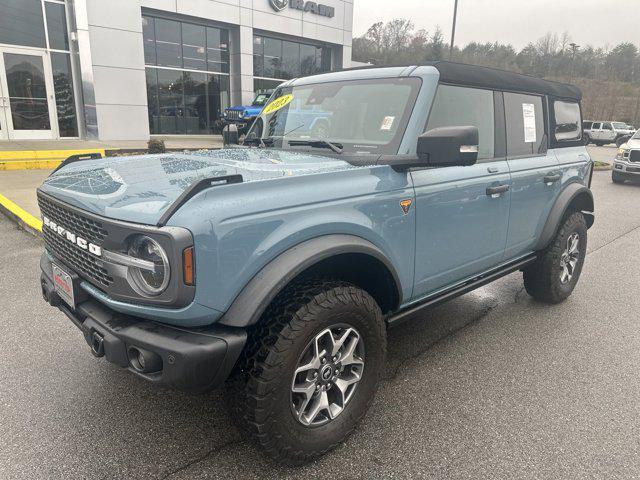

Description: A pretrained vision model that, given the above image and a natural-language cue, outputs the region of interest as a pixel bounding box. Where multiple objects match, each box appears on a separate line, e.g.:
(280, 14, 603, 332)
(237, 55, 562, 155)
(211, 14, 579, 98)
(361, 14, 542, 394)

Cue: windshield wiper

(243, 136, 276, 147)
(287, 139, 344, 154)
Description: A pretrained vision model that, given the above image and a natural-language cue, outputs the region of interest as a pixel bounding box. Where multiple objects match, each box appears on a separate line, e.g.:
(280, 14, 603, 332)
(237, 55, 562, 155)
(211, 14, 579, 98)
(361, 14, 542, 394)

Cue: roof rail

(157, 175, 243, 227)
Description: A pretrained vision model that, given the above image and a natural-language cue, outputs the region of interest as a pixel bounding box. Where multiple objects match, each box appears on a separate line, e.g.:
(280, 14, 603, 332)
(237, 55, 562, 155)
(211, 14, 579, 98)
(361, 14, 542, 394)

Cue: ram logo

(269, 0, 288, 11)
(42, 216, 102, 257)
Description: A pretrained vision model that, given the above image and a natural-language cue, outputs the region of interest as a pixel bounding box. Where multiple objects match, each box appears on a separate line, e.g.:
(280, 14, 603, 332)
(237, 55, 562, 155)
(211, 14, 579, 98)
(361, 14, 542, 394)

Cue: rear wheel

(523, 211, 587, 304)
(228, 279, 386, 465)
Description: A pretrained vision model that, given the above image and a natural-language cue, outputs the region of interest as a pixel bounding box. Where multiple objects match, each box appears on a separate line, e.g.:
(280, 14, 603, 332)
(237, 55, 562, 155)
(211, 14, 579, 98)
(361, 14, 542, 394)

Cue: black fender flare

(535, 183, 594, 251)
(218, 234, 402, 328)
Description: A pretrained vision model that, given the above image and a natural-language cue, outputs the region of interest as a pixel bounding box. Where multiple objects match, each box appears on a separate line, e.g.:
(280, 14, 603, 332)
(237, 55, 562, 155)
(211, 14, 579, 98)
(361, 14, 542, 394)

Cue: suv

(613, 129, 640, 183)
(220, 91, 274, 134)
(38, 63, 594, 465)
(583, 120, 636, 146)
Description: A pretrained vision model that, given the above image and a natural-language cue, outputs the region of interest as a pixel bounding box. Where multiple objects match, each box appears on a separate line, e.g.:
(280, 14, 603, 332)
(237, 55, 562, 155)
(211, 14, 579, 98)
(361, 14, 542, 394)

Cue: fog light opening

(128, 346, 163, 374)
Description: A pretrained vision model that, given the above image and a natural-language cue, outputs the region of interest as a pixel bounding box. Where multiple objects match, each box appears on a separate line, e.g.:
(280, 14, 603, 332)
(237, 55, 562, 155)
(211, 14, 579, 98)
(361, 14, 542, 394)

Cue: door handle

(543, 173, 562, 184)
(486, 184, 509, 197)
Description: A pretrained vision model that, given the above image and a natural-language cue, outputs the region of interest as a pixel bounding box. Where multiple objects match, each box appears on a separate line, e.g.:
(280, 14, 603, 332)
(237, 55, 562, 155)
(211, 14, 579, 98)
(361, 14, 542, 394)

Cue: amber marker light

(183, 247, 195, 286)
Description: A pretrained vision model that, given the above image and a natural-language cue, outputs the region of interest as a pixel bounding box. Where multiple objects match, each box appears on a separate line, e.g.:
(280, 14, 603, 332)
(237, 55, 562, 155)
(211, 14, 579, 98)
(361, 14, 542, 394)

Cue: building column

(230, 25, 255, 106)
(68, 0, 98, 139)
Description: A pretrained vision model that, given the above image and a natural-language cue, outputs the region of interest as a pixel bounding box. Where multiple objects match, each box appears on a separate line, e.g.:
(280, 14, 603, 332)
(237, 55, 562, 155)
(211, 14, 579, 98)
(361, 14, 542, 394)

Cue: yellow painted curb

(0, 193, 42, 233)
(0, 148, 107, 170)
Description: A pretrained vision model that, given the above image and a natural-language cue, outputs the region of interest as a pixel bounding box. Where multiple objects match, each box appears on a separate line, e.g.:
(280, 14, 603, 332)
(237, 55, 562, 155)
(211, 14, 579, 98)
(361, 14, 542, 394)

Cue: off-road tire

(523, 211, 588, 304)
(227, 279, 386, 465)
(612, 171, 625, 184)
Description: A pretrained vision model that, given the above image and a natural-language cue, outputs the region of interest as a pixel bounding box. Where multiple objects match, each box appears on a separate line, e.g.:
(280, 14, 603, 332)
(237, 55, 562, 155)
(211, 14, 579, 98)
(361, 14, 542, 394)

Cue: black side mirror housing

(417, 126, 479, 167)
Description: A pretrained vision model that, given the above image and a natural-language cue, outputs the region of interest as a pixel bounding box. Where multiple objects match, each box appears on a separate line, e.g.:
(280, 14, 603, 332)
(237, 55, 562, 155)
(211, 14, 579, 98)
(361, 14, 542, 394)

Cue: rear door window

(592, 122, 601, 130)
(504, 92, 545, 157)
(427, 84, 495, 160)
(554, 101, 582, 142)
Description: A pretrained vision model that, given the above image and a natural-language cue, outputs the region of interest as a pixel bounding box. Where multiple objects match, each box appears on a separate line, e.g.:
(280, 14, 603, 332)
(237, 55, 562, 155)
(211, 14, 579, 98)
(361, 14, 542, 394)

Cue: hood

(39, 149, 358, 225)
(624, 138, 640, 149)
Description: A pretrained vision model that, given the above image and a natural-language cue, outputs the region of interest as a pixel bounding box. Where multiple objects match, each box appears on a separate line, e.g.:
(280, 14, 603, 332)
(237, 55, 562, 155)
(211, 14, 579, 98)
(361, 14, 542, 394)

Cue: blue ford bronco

(38, 62, 594, 464)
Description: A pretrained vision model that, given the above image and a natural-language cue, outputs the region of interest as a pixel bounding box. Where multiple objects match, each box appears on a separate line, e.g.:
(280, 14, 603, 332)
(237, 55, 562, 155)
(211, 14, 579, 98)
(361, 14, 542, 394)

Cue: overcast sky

(352, 0, 639, 50)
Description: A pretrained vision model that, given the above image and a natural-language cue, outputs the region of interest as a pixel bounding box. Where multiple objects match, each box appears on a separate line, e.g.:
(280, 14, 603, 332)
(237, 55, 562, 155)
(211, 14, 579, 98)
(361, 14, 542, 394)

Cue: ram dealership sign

(269, 0, 335, 18)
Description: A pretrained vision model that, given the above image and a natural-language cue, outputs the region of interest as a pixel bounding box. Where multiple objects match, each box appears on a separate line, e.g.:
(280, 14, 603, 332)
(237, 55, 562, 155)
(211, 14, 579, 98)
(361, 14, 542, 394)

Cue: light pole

(569, 42, 580, 82)
(449, 0, 459, 60)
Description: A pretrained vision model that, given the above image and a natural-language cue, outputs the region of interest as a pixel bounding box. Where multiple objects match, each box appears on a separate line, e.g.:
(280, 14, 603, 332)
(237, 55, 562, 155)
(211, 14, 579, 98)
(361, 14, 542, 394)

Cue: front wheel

(229, 280, 386, 465)
(523, 211, 588, 304)
(612, 171, 625, 184)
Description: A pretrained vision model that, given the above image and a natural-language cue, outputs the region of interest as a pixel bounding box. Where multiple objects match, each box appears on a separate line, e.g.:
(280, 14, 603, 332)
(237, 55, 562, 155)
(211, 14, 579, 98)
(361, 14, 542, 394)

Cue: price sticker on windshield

(262, 94, 294, 115)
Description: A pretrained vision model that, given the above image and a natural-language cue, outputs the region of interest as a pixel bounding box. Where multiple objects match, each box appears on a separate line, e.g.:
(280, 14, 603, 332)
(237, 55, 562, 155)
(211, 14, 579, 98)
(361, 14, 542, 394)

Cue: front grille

(629, 150, 640, 163)
(38, 194, 113, 287)
(225, 109, 241, 121)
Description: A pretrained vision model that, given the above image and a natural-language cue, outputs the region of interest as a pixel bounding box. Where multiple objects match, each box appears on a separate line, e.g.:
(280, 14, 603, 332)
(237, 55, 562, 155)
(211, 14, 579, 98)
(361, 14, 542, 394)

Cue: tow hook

(90, 331, 105, 357)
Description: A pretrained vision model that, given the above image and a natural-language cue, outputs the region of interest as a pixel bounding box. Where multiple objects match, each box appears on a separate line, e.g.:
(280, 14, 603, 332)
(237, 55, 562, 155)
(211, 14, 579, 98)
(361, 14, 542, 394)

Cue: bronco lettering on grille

(42, 216, 102, 257)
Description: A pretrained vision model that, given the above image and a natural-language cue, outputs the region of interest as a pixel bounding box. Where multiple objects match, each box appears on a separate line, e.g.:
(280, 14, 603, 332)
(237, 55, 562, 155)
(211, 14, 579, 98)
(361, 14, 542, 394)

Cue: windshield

(613, 122, 628, 129)
(246, 77, 422, 155)
(633, 130, 640, 140)
(252, 94, 270, 107)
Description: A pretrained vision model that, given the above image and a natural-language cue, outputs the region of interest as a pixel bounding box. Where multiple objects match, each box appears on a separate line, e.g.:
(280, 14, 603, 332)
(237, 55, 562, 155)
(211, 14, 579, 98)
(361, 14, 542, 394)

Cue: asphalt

(1, 169, 639, 479)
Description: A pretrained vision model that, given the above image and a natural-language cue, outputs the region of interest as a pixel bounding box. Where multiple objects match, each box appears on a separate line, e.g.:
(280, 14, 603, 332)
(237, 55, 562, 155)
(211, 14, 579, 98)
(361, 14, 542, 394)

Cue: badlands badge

(400, 199, 412, 215)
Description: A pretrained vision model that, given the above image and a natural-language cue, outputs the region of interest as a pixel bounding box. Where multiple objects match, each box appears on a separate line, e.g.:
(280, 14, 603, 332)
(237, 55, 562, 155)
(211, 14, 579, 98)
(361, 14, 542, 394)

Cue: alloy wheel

(291, 325, 365, 427)
(560, 232, 580, 284)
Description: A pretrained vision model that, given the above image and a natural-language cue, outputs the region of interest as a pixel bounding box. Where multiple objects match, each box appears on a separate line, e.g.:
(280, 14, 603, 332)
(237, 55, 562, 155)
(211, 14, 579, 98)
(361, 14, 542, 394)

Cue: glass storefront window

(0, 0, 46, 48)
(142, 16, 156, 65)
(142, 15, 230, 74)
(50, 52, 77, 137)
(146, 68, 230, 135)
(143, 15, 231, 135)
(254, 78, 282, 94)
(45, 2, 69, 50)
(155, 18, 182, 68)
(253, 35, 332, 86)
(182, 23, 206, 71)
(206, 27, 229, 73)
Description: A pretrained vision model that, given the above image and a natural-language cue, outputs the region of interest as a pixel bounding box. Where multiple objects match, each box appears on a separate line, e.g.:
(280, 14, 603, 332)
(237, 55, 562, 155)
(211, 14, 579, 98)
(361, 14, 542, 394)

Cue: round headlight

(127, 235, 170, 296)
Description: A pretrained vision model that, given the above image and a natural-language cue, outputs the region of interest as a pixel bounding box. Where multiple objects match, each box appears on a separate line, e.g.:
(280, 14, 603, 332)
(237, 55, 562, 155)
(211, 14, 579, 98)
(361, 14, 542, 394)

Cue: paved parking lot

(1, 165, 639, 479)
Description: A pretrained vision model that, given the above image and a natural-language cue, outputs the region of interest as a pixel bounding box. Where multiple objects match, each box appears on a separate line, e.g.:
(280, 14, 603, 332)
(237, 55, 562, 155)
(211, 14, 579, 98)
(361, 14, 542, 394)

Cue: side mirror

(222, 124, 239, 146)
(417, 126, 479, 167)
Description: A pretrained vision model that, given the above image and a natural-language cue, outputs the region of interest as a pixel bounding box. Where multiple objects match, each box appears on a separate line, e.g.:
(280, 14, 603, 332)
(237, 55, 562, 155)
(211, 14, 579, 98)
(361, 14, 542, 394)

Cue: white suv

(583, 121, 636, 147)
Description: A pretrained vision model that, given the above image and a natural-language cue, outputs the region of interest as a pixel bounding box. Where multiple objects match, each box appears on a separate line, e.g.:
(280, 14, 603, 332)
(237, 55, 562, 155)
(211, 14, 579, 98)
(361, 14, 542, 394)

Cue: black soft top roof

(428, 61, 582, 101)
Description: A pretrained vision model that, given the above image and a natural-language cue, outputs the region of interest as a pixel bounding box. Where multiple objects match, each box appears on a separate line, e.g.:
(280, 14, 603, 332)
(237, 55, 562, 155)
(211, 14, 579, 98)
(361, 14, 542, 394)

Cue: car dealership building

(0, 0, 354, 142)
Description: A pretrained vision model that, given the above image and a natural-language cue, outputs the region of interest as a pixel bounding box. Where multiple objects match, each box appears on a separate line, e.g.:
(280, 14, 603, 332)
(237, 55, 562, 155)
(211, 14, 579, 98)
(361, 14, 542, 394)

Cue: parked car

(38, 62, 594, 465)
(612, 129, 640, 183)
(221, 91, 274, 134)
(582, 120, 636, 146)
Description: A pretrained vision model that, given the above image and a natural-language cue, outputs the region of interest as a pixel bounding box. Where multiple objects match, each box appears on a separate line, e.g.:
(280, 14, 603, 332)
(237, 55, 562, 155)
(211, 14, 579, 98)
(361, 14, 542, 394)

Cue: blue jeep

(220, 91, 273, 133)
(38, 63, 594, 465)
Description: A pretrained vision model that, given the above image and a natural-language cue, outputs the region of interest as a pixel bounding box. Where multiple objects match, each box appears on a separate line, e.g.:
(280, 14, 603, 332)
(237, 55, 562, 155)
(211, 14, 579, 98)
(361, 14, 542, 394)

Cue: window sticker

(522, 103, 536, 143)
(380, 116, 396, 131)
(262, 94, 294, 115)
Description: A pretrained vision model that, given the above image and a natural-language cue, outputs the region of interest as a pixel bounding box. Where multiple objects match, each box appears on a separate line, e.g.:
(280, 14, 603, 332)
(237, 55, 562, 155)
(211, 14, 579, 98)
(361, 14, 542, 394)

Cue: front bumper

(613, 161, 640, 176)
(41, 271, 246, 393)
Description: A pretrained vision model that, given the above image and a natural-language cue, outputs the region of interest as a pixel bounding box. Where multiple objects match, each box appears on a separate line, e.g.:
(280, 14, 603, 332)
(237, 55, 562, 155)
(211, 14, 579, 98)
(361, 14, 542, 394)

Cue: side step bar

(387, 254, 537, 327)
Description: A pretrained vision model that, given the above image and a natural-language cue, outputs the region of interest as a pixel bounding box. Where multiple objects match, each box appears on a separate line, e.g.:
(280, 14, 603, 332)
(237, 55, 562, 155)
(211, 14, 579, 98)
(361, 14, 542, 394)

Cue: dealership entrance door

(0, 47, 57, 140)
